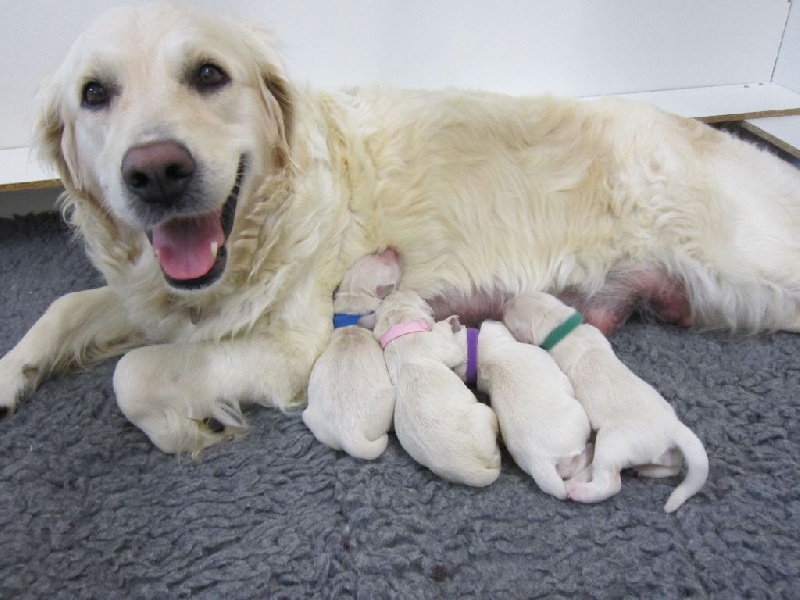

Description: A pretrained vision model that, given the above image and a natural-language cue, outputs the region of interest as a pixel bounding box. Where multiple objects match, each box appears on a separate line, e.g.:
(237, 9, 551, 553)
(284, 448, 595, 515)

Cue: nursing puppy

(374, 291, 501, 486)
(503, 292, 709, 512)
(454, 320, 592, 499)
(2, 3, 799, 455)
(303, 249, 401, 460)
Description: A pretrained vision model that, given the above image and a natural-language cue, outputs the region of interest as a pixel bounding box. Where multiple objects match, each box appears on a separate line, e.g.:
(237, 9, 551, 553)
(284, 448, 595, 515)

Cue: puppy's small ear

(375, 283, 396, 300)
(447, 315, 462, 333)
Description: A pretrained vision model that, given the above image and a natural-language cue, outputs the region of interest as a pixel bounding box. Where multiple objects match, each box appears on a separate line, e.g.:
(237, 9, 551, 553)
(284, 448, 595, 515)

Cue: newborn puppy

(454, 320, 592, 499)
(374, 290, 501, 486)
(302, 249, 401, 460)
(503, 291, 709, 513)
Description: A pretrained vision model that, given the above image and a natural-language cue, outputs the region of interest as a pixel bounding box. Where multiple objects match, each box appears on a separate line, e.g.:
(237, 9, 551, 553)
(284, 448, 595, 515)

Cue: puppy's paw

(467, 403, 501, 461)
(341, 433, 389, 461)
(564, 481, 589, 502)
(457, 404, 501, 486)
(301, 406, 342, 450)
(556, 442, 595, 479)
(565, 474, 621, 504)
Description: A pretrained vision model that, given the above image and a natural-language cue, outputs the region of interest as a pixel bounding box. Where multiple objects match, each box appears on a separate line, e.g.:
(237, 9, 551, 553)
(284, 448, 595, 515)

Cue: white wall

(0, 0, 792, 151)
(774, 0, 800, 94)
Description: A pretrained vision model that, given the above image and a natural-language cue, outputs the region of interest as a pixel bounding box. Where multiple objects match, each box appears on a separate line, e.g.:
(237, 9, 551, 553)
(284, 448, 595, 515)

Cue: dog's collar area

(379, 319, 432, 349)
(333, 312, 372, 329)
(540, 311, 584, 351)
(465, 327, 479, 385)
(154, 155, 246, 291)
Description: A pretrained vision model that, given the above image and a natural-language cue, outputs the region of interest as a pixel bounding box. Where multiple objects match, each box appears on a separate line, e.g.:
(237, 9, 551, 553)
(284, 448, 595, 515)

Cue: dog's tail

(663, 424, 709, 513)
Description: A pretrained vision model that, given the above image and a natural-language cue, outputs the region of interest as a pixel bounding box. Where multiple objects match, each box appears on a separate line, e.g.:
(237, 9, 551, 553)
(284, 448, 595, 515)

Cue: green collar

(540, 311, 584, 351)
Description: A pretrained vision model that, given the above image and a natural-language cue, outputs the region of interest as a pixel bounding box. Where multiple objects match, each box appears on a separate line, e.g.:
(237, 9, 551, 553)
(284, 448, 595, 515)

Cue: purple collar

(465, 328, 479, 385)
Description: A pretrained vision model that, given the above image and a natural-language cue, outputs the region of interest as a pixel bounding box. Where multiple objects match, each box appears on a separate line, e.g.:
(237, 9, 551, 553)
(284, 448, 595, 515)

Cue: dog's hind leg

(565, 468, 622, 504)
(528, 461, 568, 500)
(564, 431, 626, 504)
(556, 441, 595, 479)
(685, 140, 800, 333)
(632, 447, 682, 478)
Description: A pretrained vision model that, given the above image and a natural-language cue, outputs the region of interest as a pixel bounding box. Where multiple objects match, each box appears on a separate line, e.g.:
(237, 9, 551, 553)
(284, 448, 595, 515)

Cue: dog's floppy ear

(33, 72, 84, 193)
(242, 26, 294, 167)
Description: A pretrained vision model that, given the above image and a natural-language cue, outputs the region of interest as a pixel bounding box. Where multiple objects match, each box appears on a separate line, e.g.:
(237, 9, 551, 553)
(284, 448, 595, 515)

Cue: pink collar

(379, 319, 432, 349)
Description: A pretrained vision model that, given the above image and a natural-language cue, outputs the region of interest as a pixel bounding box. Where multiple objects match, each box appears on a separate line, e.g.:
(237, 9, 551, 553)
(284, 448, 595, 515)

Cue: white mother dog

(1, 3, 799, 453)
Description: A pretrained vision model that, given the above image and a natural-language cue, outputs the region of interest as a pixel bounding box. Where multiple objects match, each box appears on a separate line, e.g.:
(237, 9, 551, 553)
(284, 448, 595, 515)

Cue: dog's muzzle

(138, 153, 246, 290)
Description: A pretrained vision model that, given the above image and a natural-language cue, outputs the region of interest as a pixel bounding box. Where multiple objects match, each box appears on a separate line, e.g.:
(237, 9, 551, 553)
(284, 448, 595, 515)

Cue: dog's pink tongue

(151, 213, 224, 281)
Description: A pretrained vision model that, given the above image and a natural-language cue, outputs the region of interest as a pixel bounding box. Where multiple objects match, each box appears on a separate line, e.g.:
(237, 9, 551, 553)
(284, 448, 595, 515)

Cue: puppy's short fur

(2, 3, 799, 453)
(454, 321, 592, 499)
(503, 292, 709, 512)
(303, 249, 401, 460)
(374, 291, 501, 486)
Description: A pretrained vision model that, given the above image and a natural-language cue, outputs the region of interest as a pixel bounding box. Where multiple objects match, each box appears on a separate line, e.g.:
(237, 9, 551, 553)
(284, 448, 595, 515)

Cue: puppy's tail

(663, 424, 709, 513)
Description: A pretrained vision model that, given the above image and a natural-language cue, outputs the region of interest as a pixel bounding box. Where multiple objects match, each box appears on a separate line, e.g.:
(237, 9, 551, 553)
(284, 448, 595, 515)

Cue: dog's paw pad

(201, 416, 226, 434)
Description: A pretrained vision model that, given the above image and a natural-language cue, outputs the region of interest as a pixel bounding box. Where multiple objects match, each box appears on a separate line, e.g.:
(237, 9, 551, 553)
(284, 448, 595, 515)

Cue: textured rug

(0, 208, 798, 599)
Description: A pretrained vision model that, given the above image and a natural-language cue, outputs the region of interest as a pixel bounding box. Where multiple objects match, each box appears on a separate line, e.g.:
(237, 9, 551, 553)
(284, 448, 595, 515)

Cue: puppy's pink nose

(121, 141, 195, 206)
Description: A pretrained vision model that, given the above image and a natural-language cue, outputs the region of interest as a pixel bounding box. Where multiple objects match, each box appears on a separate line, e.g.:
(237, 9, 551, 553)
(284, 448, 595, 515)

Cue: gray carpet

(0, 211, 798, 599)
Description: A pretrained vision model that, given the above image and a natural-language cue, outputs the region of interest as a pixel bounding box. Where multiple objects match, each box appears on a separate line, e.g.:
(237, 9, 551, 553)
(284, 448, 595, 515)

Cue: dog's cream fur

(503, 292, 709, 512)
(302, 250, 401, 460)
(1, 3, 799, 454)
(454, 321, 592, 499)
(374, 291, 501, 486)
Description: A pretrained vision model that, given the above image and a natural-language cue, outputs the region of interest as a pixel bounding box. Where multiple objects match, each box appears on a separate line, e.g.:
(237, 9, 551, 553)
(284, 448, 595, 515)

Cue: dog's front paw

(0, 351, 40, 418)
(113, 350, 247, 455)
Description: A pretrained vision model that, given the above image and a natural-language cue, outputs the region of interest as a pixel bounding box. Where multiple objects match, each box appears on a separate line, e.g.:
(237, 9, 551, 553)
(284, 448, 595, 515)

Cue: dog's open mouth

(148, 156, 246, 290)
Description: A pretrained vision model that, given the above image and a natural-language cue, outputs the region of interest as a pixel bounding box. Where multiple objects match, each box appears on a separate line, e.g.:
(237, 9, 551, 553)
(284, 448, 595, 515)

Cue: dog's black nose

(121, 141, 195, 206)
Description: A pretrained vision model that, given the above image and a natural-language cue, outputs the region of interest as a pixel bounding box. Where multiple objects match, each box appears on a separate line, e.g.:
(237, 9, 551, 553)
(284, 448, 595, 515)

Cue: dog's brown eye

(81, 81, 111, 108)
(194, 63, 229, 92)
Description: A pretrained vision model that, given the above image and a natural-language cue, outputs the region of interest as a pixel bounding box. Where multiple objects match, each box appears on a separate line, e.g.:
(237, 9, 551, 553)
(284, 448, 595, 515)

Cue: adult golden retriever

(1, 3, 798, 453)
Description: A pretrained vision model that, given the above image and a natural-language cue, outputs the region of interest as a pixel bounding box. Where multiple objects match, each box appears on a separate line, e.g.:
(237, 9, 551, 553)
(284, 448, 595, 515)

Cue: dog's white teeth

(210, 241, 219, 259)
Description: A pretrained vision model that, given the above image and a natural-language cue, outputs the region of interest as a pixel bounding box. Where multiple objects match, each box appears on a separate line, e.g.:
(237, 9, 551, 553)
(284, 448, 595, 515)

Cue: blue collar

(333, 313, 368, 329)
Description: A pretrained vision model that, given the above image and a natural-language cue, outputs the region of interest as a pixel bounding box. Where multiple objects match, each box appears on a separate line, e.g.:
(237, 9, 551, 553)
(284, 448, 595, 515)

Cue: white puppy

(503, 292, 709, 513)
(374, 290, 501, 486)
(303, 249, 401, 460)
(453, 320, 592, 499)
